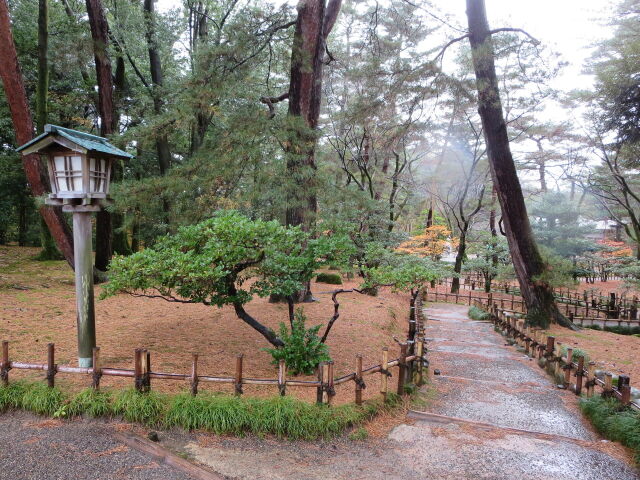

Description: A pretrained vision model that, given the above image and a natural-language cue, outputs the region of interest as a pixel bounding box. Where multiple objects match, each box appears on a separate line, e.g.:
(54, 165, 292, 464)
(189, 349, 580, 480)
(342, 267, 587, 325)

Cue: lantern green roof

(16, 124, 133, 159)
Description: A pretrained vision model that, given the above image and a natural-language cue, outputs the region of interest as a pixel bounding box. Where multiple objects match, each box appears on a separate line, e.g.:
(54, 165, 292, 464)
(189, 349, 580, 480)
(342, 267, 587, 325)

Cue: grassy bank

(0, 381, 401, 440)
(580, 396, 640, 463)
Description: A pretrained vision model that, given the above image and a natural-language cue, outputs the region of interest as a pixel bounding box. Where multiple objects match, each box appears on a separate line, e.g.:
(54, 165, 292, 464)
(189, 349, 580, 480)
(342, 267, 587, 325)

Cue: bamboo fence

(0, 296, 428, 406)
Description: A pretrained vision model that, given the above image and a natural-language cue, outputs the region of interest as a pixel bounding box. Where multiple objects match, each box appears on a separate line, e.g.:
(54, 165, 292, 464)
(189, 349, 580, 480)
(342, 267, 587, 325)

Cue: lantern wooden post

(72, 208, 97, 367)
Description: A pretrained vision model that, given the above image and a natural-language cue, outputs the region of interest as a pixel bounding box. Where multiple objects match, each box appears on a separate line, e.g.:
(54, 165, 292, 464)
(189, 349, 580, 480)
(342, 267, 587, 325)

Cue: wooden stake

(278, 359, 286, 396)
(316, 362, 325, 404)
(587, 361, 596, 397)
(47, 343, 56, 388)
(603, 372, 613, 397)
(397, 343, 408, 396)
(564, 348, 573, 388)
(380, 347, 389, 401)
(145, 350, 151, 392)
(619, 375, 631, 405)
(190, 353, 199, 396)
(92, 347, 101, 390)
(1, 340, 9, 386)
(355, 354, 363, 405)
(235, 354, 243, 395)
(416, 341, 424, 386)
(134, 349, 143, 392)
(322, 362, 330, 404)
(327, 361, 335, 405)
(575, 356, 584, 395)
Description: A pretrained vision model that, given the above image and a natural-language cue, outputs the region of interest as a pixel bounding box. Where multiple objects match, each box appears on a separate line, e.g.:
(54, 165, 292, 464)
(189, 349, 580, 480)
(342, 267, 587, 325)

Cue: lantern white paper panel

(53, 155, 83, 192)
(89, 158, 108, 193)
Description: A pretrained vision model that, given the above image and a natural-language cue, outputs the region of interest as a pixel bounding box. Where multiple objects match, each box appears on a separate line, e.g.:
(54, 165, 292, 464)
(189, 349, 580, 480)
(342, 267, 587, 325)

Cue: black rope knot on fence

(354, 377, 366, 390)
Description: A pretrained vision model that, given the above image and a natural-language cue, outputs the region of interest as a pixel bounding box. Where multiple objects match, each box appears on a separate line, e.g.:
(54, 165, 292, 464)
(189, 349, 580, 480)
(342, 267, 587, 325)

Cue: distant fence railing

(0, 294, 428, 406)
(426, 286, 640, 326)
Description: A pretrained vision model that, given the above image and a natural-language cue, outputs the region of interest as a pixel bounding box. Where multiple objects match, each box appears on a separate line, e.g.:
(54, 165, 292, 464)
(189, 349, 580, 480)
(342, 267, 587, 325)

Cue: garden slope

(0, 246, 407, 404)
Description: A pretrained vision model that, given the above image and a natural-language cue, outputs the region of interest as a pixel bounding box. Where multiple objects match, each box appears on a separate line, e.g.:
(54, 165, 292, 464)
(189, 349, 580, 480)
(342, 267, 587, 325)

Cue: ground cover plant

(580, 396, 640, 463)
(467, 306, 491, 321)
(0, 381, 401, 440)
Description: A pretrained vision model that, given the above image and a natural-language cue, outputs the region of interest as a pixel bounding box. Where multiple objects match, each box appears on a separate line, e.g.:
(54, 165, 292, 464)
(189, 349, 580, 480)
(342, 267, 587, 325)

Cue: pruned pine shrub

(266, 309, 331, 375)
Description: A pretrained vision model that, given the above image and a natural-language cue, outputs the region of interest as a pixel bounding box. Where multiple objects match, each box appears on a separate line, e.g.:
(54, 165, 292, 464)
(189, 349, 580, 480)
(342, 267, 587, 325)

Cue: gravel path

(0, 411, 195, 480)
(168, 303, 639, 480)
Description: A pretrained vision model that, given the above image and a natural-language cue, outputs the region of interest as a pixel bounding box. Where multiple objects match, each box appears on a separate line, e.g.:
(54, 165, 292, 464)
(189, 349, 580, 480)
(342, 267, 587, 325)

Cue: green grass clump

(468, 306, 491, 321)
(348, 427, 369, 441)
(113, 389, 167, 426)
(67, 388, 113, 418)
(560, 345, 589, 363)
(580, 396, 640, 463)
(19, 382, 65, 416)
(0, 381, 31, 411)
(166, 393, 396, 440)
(315, 272, 343, 285)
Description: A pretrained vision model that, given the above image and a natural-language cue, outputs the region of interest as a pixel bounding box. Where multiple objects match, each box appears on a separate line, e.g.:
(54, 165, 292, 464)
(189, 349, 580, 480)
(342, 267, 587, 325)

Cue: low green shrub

(266, 309, 331, 375)
(315, 272, 343, 285)
(468, 306, 491, 321)
(113, 389, 167, 426)
(580, 396, 640, 463)
(348, 427, 369, 441)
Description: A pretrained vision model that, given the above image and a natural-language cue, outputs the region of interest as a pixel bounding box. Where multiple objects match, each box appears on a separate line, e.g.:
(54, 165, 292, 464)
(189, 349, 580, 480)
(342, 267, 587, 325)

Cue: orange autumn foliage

(397, 225, 458, 259)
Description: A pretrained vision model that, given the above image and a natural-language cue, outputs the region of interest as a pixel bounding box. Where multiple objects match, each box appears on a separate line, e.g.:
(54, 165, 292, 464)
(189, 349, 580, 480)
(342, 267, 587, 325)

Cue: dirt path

(166, 303, 639, 480)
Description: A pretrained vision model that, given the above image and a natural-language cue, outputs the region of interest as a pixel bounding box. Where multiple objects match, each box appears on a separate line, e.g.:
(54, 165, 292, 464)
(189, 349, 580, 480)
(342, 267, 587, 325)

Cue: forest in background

(2, 0, 640, 325)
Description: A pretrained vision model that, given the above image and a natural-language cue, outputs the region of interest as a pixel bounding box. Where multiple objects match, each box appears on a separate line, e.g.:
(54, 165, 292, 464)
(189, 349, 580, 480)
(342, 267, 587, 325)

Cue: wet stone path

(406, 303, 639, 479)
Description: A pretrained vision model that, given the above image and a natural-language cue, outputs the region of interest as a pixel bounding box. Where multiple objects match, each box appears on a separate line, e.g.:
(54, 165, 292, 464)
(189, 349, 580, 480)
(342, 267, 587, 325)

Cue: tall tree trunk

(144, 0, 171, 175)
(426, 199, 434, 228)
(36, 0, 63, 261)
(451, 229, 466, 293)
(285, 0, 342, 230)
(281, 0, 341, 303)
(488, 187, 498, 292)
(0, 0, 75, 267)
(466, 0, 571, 329)
(85, 0, 115, 272)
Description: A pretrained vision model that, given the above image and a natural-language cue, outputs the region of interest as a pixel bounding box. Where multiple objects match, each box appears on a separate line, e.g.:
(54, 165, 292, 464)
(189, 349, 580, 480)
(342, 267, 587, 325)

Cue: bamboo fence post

(397, 343, 408, 395)
(587, 361, 596, 397)
(190, 353, 199, 396)
(380, 347, 389, 402)
(355, 354, 363, 405)
(316, 362, 325, 404)
(278, 359, 287, 396)
(564, 348, 573, 388)
(323, 362, 331, 404)
(235, 354, 244, 395)
(575, 356, 585, 395)
(327, 361, 335, 405)
(603, 372, 613, 397)
(619, 375, 631, 405)
(46, 343, 56, 388)
(144, 349, 151, 392)
(1, 340, 8, 386)
(134, 349, 143, 392)
(416, 341, 424, 386)
(545, 336, 555, 366)
(92, 347, 101, 390)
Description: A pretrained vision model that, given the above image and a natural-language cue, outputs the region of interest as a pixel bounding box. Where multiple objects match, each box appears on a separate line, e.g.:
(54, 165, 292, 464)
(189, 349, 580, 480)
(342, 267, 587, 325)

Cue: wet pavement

(173, 303, 638, 480)
(0, 411, 196, 480)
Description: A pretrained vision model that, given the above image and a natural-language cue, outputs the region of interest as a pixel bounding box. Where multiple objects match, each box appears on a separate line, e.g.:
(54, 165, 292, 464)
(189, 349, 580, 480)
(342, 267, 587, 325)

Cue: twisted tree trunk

(466, 0, 572, 329)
